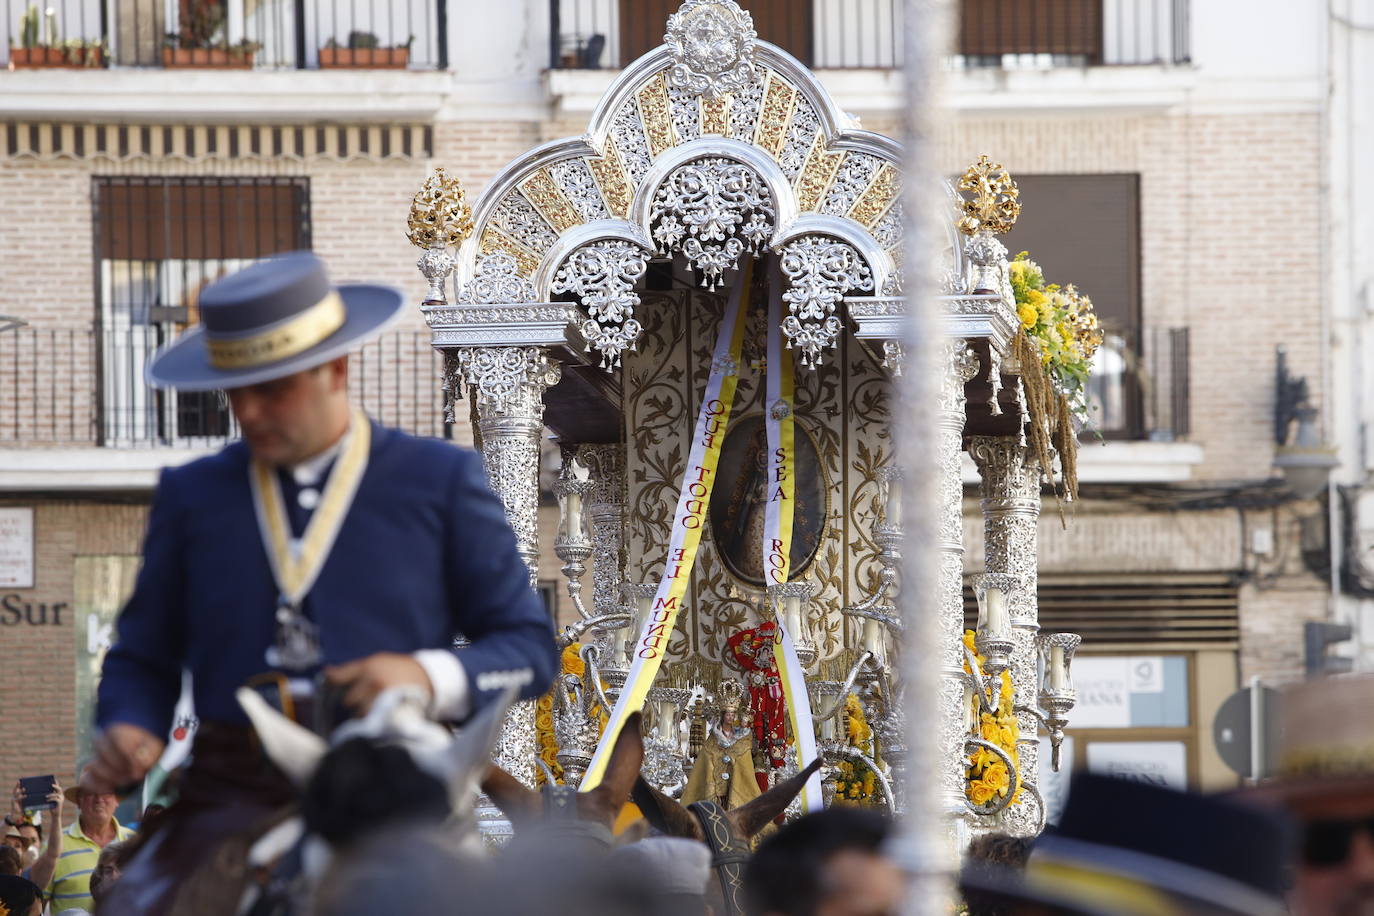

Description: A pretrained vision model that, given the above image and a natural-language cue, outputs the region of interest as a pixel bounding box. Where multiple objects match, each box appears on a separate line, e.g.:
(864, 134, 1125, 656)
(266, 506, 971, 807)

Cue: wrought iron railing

(0, 326, 452, 447)
(548, 0, 1189, 71)
(549, 0, 903, 71)
(1, 0, 447, 70)
(1086, 325, 1189, 441)
(954, 0, 1190, 68)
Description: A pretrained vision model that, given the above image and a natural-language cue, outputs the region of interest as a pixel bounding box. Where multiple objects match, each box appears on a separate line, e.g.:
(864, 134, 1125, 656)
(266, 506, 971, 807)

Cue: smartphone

(18, 775, 56, 811)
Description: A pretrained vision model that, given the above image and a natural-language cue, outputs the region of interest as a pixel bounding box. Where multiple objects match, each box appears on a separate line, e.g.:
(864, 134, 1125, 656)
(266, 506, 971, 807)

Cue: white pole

(896, 0, 956, 913)
(1249, 674, 1263, 781)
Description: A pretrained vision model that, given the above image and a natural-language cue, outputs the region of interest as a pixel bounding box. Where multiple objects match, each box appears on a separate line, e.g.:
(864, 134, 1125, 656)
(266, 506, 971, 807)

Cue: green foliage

(19, 4, 40, 49)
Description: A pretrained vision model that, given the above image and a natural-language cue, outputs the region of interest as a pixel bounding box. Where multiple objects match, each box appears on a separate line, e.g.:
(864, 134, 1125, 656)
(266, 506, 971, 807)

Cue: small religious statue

(682, 680, 761, 810)
(727, 620, 789, 785)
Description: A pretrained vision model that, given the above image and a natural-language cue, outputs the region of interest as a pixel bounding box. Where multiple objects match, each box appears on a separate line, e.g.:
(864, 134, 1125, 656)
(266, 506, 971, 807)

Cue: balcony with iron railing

(548, 0, 1189, 72)
(1, 0, 447, 69)
(0, 326, 451, 449)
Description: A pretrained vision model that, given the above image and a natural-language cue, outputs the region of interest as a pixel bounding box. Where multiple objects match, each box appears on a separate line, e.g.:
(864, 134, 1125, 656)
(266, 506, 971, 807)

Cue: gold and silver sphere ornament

(408, 167, 475, 306)
(955, 154, 1021, 237)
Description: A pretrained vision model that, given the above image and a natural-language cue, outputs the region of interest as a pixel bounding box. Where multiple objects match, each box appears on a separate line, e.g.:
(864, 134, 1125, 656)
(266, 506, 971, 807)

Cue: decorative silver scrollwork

(650, 157, 775, 290)
(551, 240, 651, 369)
(778, 237, 874, 369)
(664, 0, 758, 100)
(458, 252, 540, 305)
(881, 340, 904, 377)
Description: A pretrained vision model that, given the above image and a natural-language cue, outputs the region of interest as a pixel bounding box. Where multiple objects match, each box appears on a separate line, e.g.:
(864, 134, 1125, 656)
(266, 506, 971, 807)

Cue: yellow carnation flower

(1017, 303, 1037, 330)
(562, 643, 586, 678)
(983, 762, 1010, 794)
(535, 709, 554, 732)
(967, 781, 997, 806)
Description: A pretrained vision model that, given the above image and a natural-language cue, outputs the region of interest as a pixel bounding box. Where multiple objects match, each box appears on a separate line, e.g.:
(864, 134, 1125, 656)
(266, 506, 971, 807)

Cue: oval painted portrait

(708, 413, 826, 588)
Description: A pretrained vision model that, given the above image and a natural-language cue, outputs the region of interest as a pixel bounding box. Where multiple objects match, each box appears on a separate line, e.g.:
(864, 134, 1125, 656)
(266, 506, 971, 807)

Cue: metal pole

(896, 0, 957, 912)
(1249, 674, 1263, 781)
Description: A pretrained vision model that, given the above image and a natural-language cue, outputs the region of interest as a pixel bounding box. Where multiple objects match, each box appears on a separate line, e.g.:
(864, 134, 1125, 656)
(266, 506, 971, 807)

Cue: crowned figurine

(681, 679, 762, 810)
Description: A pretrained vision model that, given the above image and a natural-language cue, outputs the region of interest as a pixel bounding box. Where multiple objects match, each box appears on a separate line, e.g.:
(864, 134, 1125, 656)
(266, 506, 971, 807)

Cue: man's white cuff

(412, 650, 472, 721)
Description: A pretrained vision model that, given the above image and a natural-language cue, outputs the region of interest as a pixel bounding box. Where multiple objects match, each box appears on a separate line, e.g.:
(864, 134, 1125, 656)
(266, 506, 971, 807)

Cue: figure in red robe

(727, 621, 788, 792)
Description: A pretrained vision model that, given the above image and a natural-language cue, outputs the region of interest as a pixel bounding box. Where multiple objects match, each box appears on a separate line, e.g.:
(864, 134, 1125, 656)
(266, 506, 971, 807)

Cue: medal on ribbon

(248, 408, 371, 671)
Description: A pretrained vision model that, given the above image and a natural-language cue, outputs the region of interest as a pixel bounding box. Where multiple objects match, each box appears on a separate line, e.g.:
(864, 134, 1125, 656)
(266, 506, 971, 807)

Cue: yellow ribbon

(249, 408, 371, 604)
(764, 261, 821, 812)
(581, 260, 754, 792)
(207, 291, 345, 370)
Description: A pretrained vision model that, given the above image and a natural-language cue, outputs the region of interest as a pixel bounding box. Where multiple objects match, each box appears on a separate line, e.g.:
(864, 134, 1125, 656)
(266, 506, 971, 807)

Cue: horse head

(481, 712, 645, 850)
(630, 759, 823, 916)
(234, 685, 514, 912)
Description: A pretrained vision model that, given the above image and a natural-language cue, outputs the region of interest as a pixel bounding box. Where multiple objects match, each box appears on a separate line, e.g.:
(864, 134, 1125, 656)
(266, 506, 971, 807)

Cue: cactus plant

(19, 4, 39, 49)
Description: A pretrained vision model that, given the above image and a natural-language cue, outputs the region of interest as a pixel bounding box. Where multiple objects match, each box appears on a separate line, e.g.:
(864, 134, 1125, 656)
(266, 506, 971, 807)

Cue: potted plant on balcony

(162, 0, 259, 68)
(8, 4, 106, 68)
(318, 30, 412, 69)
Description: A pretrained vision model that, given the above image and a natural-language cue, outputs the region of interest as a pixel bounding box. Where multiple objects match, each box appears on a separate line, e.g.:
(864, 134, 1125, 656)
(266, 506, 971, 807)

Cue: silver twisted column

(968, 436, 1043, 836)
(935, 343, 980, 827)
(454, 346, 562, 786)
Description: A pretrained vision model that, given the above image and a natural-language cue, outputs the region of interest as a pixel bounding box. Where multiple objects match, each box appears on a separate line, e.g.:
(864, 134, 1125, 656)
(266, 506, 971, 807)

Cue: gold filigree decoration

(588, 147, 633, 219)
(406, 166, 474, 249)
(848, 163, 901, 229)
(519, 168, 582, 234)
(752, 73, 796, 158)
(701, 95, 730, 135)
(479, 226, 540, 277)
(636, 72, 679, 159)
(955, 154, 1020, 236)
(795, 135, 845, 213)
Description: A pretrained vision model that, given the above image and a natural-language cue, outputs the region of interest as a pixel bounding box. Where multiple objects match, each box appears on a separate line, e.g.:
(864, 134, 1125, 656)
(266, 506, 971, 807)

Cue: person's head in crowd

(1261, 673, 1374, 916)
(0, 824, 26, 854)
(0, 874, 44, 916)
(743, 806, 902, 916)
(89, 839, 132, 904)
(0, 844, 22, 877)
(65, 778, 118, 831)
(966, 834, 1033, 871)
(613, 837, 713, 916)
(963, 771, 1291, 916)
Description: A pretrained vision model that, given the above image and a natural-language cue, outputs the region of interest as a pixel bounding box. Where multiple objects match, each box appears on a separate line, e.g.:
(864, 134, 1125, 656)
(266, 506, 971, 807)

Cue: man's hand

(324, 652, 433, 714)
(85, 723, 165, 795)
(9, 781, 23, 822)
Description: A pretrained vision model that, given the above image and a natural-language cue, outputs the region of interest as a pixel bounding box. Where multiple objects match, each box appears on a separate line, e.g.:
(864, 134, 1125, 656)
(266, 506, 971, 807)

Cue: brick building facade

(0, 0, 1344, 800)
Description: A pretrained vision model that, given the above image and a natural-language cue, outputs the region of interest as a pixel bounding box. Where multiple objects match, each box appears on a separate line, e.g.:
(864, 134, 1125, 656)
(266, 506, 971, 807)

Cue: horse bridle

(688, 800, 750, 916)
(539, 783, 614, 850)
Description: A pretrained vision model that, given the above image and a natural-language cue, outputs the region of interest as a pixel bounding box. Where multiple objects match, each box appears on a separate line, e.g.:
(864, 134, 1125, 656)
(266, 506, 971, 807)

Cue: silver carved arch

(443, 22, 905, 371)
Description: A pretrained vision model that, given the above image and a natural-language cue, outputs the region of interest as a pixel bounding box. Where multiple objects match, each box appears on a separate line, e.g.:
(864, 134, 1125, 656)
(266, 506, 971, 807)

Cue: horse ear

(583, 712, 645, 825)
(729, 758, 822, 838)
(435, 685, 517, 801)
(236, 687, 327, 790)
(631, 776, 703, 842)
(481, 764, 542, 824)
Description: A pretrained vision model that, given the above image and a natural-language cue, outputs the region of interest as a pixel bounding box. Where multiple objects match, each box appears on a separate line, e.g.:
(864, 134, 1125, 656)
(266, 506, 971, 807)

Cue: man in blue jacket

(84, 253, 556, 909)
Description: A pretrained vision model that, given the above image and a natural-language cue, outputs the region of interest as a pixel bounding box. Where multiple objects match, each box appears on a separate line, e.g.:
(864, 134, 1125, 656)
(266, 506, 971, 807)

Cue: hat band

(205, 292, 345, 370)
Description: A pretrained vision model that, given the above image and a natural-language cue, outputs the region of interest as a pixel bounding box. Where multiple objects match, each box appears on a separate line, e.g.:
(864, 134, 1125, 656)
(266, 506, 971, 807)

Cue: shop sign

(0, 508, 33, 588)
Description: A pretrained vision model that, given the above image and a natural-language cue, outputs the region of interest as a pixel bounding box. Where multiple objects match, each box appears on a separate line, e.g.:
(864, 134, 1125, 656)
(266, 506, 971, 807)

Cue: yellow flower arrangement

(962, 629, 1022, 809)
(1007, 252, 1103, 504)
(833, 695, 883, 806)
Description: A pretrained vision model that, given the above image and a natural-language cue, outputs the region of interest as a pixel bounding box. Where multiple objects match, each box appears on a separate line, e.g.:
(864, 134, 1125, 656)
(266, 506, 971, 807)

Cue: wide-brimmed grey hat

(146, 251, 405, 392)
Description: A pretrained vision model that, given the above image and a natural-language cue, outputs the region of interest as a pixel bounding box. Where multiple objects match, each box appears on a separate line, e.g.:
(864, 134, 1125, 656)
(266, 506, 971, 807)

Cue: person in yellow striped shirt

(47, 781, 133, 913)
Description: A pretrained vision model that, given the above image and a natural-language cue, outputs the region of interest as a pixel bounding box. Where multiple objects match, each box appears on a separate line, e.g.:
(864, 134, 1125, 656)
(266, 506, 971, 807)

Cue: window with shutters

(92, 177, 311, 445)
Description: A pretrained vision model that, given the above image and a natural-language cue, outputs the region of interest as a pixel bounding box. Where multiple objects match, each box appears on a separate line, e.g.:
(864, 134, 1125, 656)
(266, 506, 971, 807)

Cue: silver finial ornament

(665, 0, 758, 100)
